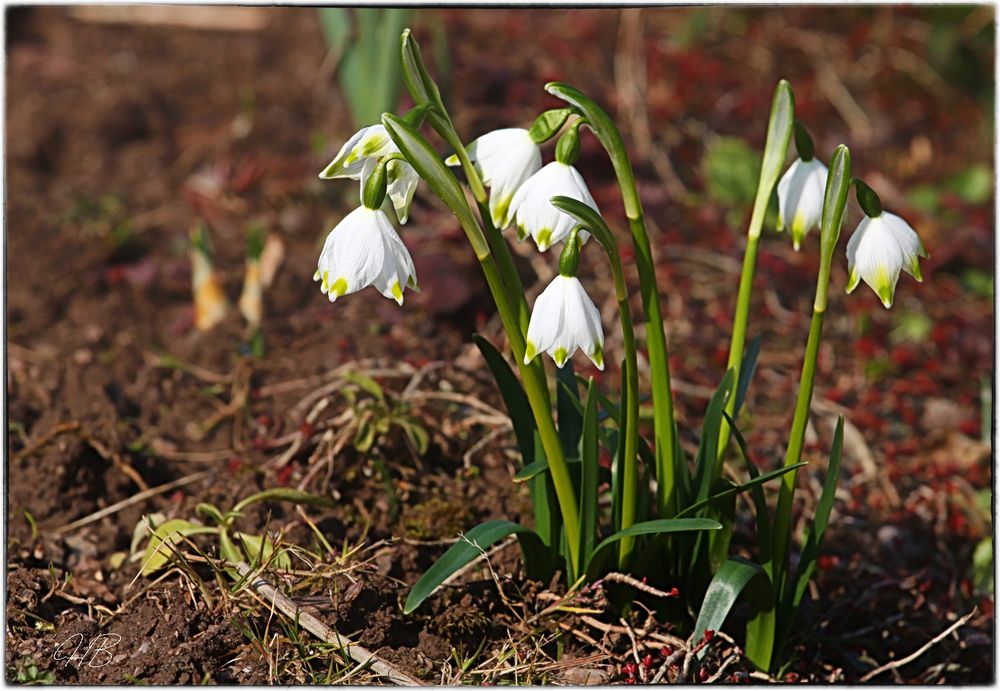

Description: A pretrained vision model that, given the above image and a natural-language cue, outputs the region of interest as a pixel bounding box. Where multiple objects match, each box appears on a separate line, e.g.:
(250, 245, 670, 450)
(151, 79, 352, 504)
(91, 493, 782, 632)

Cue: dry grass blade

(234, 562, 423, 686)
(859, 609, 977, 682)
(50, 470, 211, 536)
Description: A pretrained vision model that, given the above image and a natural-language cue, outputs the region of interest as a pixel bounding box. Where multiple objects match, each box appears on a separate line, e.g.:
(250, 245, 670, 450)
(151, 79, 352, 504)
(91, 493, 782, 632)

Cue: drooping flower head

(319, 124, 419, 224)
(510, 161, 598, 252)
(524, 275, 605, 370)
(846, 211, 927, 308)
(314, 206, 417, 305)
(447, 128, 542, 229)
(776, 158, 829, 251)
(524, 229, 604, 369)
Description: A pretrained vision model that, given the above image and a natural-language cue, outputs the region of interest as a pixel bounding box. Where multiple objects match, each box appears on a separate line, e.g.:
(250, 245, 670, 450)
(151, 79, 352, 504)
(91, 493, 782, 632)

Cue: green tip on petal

(313, 270, 321, 281)
(909, 257, 924, 282)
(391, 281, 404, 304)
(553, 347, 568, 367)
(523, 341, 538, 365)
(330, 277, 349, 299)
(444, 153, 460, 166)
(492, 194, 513, 228)
(791, 213, 807, 251)
(845, 269, 859, 294)
(875, 271, 895, 309)
(536, 228, 553, 251)
(591, 344, 604, 370)
(516, 224, 528, 242)
(319, 160, 343, 179)
(360, 134, 387, 157)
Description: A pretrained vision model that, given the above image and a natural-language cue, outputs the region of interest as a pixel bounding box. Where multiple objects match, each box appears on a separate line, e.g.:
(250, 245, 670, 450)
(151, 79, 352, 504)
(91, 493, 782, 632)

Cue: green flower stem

(563, 213, 639, 569)
(382, 111, 580, 575)
(716, 211, 763, 467)
(717, 81, 796, 468)
(606, 242, 640, 569)
(478, 253, 581, 576)
(768, 145, 850, 599)
(438, 124, 534, 336)
(545, 82, 679, 518)
(769, 307, 822, 589)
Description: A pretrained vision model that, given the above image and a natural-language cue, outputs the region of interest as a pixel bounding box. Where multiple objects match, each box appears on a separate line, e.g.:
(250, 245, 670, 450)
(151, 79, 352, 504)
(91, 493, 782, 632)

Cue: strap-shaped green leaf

(556, 361, 583, 460)
(789, 416, 844, 610)
(724, 411, 772, 562)
(693, 556, 775, 671)
(473, 335, 535, 466)
(585, 518, 721, 578)
(141, 520, 217, 576)
(578, 378, 600, 567)
(403, 520, 550, 614)
(692, 369, 734, 497)
(675, 461, 808, 519)
(707, 479, 737, 575)
(734, 334, 762, 417)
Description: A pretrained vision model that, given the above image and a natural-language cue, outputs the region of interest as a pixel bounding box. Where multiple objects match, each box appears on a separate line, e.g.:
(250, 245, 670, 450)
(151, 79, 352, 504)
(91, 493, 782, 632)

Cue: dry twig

(859, 609, 976, 682)
(234, 562, 422, 686)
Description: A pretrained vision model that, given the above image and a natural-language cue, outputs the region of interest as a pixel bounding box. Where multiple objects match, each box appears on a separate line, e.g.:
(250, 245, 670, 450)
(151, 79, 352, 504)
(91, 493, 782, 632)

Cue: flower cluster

(776, 153, 927, 308)
(318, 120, 607, 371)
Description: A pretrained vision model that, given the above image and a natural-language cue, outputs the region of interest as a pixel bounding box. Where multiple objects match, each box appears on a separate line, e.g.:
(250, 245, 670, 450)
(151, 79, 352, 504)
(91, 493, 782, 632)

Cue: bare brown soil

(6, 6, 994, 684)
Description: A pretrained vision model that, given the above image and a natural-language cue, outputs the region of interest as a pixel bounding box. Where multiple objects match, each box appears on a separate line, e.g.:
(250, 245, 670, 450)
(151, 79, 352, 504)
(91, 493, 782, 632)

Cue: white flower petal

(315, 207, 416, 305)
(524, 275, 604, 369)
(845, 211, 927, 307)
(776, 158, 828, 250)
(511, 162, 598, 251)
(463, 128, 542, 228)
(386, 160, 420, 225)
(320, 124, 400, 181)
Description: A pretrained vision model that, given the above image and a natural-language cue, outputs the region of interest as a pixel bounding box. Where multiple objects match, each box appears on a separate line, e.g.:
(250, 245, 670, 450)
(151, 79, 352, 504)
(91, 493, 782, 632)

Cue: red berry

(256, 414, 271, 427)
(785, 672, 799, 682)
(703, 629, 715, 641)
(623, 662, 637, 676)
(642, 654, 654, 669)
(669, 587, 680, 597)
(698, 668, 709, 682)
(660, 646, 672, 657)
(299, 421, 314, 436)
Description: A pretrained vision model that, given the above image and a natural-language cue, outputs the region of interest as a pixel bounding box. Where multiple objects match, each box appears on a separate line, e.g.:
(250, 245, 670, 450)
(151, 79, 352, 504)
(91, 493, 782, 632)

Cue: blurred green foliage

(318, 8, 412, 129)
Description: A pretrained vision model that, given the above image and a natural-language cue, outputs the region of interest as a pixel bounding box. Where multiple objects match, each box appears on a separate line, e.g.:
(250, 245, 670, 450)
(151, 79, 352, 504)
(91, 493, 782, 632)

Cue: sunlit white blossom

(776, 158, 828, 251)
(524, 275, 604, 370)
(447, 128, 542, 228)
(510, 162, 598, 252)
(320, 125, 419, 224)
(314, 206, 417, 305)
(846, 212, 927, 308)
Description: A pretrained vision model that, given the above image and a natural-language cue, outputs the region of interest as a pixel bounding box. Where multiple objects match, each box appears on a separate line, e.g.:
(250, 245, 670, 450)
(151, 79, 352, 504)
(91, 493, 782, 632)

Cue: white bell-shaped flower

(510, 162, 598, 252)
(524, 275, 605, 370)
(446, 128, 541, 228)
(846, 212, 927, 309)
(314, 206, 417, 305)
(320, 125, 419, 225)
(776, 158, 828, 251)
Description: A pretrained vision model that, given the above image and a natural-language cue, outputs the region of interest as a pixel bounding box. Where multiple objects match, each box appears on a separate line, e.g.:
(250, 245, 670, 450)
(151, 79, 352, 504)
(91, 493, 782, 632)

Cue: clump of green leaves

(133, 489, 334, 576)
(9, 657, 56, 685)
(342, 373, 429, 456)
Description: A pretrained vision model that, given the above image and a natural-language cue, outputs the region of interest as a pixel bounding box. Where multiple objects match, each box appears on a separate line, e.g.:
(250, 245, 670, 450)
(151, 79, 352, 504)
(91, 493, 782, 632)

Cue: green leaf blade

(404, 520, 549, 614)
